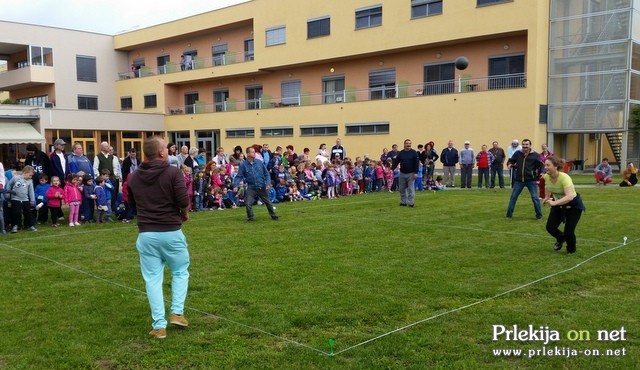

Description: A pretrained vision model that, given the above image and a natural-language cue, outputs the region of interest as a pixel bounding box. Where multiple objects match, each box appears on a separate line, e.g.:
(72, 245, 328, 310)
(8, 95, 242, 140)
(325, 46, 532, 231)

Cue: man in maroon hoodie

(127, 136, 190, 339)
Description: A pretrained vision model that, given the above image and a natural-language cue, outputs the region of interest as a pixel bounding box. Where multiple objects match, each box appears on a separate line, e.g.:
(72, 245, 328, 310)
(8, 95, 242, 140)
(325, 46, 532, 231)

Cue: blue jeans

(506, 180, 542, 219)
(136, 230, 190, 330)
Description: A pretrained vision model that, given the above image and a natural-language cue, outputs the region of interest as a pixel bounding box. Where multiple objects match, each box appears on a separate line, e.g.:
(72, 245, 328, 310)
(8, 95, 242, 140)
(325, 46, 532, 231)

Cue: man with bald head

(127, 136, 191, 339)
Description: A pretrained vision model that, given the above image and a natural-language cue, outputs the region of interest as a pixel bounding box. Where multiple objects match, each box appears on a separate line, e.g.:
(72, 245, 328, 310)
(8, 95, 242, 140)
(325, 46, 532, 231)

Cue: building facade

(2, 0, 639, 168)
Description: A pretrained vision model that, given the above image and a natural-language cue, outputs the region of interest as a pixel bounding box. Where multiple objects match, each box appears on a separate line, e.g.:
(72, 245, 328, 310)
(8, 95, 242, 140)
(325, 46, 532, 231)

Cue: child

(45, 176, 64, 227)
(183, 166, 194, 211)
(193, 170, 206, 211)
(94, 176, 108, 223)
(221, 185, 237, 209)
(275, 178, 288, 202)
(34, 174, 51, 225)
(235, 180, 246, 207)
(415, 161, 424, 191)
(383, 161, 394, 192)
(100, 169, 114, 222)
(374, 160, 384, 192)
(325, 165, 337, 199)
(267, 181, 278, 204)
(425, 175, 436, 191)
(298, 181, 312, 200)
(64, 174, 82, 226)
(6, 165, 37, 233)
(82, 175, 96, 223)
(434, 175, 446, 191)
(211, 187, 224, 210)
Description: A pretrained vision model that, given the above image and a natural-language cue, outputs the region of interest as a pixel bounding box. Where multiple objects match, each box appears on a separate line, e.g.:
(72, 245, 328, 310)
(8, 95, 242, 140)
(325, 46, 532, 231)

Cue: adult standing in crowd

(261, 144, 272, 169)
(506, 139, 543, 220)
(67, 142, 94, 176)
(167, 142, 181, 168)
(392, 139, 420, 207)
(25, 143, 52, 187)
(542, 156, 585, 254)
(489, 141, 506, 189)
(475, 144, 494, 189)
(232, 145, 244, 162)
(127, 136, 190, 339)
(182, 147, 198, 172)
(94, 141, 121, 204)
(195, 148, 207, 169)
(440, 140, 459, 188)
(459, 141, 475, 189)
(423, 141, 438, 178)
(179, 146, 189, 167)
(507, 139, 522, 188)
(213, 147, 229, 167)
(330, 138, 345, 162)
(50, 139, 68, 186)
(121, 147, 139, 181)
(316, 143, 329, 164)
(387, 144, 400, 163)
(234, 147, 278, 222)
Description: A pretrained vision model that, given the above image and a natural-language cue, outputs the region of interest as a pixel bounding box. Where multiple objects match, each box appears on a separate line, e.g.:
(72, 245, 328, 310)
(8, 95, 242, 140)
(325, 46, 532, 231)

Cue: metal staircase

(606, 132, 623, 164)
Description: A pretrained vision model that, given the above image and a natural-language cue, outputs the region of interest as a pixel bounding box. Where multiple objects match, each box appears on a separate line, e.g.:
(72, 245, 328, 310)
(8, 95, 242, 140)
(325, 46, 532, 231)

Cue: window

(157, 55, 170, 74)
(477, 0, 512, 6)
(182, 49, 197, 70)
(78, 95, 98, 110)
(214, 89, 229, 112)
(246, 86, 263, 110)
(76, 56, 97, 82)
(245, 39, 254, 61)
(266, 26, 286, 46)
(120, 97, 132, 111)
(411, 0, 443, 18)
(369, 69, 396, 99)
(226, 129, 255, 138)
(144, 94, 157, 108)
(261, 127, 294, 137)
(356, 5, 382, 29)
(31, 46, 53, 66)
(424, 63, 455, 95)
(345, 122, 390, 135)
(212, 44, 228, 66)
(185, 92, 199, 114)
(281, 81, 301, 106)
(308, 17, 330, 38)
(300, 125, 338, 136)
(488, 54, 525, 89)
(323, 76, 345, 104)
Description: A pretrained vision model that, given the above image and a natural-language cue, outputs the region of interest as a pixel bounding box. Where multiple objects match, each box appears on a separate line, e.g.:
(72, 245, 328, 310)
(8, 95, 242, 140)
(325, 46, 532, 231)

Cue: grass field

(0, 180, 638, 369)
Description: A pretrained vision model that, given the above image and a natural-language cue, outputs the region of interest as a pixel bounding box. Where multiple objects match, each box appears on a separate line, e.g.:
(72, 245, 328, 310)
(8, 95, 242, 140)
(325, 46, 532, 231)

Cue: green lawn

(0, 183, 637, 369)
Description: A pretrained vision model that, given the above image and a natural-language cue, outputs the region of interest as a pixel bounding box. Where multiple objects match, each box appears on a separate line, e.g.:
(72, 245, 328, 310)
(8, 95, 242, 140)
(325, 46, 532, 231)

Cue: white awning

(0, 122, 46, 144)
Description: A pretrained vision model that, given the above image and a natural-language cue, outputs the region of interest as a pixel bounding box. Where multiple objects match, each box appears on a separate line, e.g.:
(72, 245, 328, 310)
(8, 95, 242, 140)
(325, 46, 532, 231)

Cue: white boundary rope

(1, 237, 631, 357)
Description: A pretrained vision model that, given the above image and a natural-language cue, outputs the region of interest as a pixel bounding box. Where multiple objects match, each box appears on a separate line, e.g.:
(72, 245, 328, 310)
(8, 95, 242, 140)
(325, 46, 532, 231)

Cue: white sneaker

(69, 223, 75, 227)
(74, 222, 81, 226)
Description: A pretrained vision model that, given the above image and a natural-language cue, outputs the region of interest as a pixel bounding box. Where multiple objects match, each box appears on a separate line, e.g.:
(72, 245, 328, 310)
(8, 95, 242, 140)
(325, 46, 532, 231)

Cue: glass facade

(548, 0, 633, 132)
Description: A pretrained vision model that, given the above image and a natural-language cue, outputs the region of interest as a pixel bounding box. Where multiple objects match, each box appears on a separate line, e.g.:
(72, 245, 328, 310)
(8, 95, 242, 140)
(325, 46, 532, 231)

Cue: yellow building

(2, 0, 639, 167)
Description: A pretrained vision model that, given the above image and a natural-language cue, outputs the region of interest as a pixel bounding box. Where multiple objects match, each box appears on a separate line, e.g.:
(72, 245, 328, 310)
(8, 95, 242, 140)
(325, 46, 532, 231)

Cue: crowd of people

(0, 137, 636, 236)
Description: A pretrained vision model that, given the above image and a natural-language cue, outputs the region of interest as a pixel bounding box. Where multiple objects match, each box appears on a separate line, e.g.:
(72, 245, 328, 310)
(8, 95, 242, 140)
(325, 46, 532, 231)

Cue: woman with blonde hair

(619, 162, 638, 187)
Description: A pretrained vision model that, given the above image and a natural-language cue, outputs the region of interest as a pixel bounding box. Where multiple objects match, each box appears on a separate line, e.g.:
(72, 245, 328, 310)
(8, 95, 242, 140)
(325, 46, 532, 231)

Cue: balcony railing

(166, 73, 526, 115)
(118, 50, 252, 80)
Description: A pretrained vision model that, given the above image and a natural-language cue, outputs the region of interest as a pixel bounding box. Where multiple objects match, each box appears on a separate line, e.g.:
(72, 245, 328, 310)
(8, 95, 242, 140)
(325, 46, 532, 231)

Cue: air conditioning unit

(335, 96, 343, 102)
(44, 102, 54, 108)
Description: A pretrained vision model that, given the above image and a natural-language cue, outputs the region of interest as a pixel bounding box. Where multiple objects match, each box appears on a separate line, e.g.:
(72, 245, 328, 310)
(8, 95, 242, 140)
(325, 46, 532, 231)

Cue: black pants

(546, 206, 583, 253)
(37, 204, 49, 224)
(49, 206, 61, 225)
(245, 187, 277, 220)
(11, 200, 34, 229)
(490, 163, 505, 188)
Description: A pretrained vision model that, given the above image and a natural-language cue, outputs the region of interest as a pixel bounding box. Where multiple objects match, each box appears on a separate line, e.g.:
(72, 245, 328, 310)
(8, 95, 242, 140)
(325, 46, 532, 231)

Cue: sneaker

(69, 223, 75, 227)
(149, 328, 167, 339)
(553, 242, 563, 251)
(52, 224, 60, 228)
(271, 215, 279, 221)
(27, 226, 37, 232)
(170, 313, 189, 327)
(122, 219, 130, 223)
(58, 216, 64, 221)
(11, 225, 18, 233)
(74, 222, 81, 226)
(247, 218, 255, 222)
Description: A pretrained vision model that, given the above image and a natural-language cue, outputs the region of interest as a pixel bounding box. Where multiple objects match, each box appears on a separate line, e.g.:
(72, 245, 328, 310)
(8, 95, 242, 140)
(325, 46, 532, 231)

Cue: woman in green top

(542, 156, 585, 254)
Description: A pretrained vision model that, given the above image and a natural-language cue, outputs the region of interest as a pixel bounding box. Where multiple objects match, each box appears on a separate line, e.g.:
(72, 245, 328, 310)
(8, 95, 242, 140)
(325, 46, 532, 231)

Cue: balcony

(0, 65, 55, 90)
(166, 73, 527, 115)
(118, 50, 253, 80)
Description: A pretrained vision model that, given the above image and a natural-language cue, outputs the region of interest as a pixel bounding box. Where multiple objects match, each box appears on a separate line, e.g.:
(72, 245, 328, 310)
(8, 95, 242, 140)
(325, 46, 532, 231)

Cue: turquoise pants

(136, 230, 190, 329)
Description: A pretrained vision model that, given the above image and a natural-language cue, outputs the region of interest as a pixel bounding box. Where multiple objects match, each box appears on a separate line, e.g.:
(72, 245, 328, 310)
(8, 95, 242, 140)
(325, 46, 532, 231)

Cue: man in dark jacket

(127, 136, 190, 339)
(234, 147, 278, 222)
(505, 138, 544, 219)
(25, 144, 52, 187)
(392, 139, 420, 207)
(440, 140, 459, 187)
